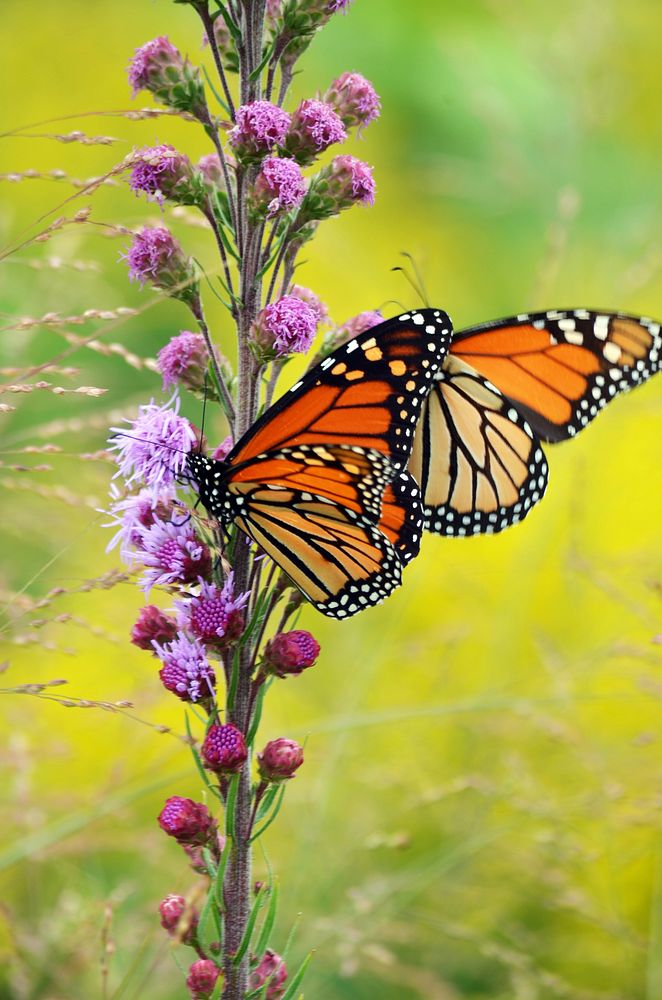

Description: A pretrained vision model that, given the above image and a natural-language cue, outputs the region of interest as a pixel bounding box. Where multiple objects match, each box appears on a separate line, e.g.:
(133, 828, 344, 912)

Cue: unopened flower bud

(324, 72, 381, 132)
(258, 738, 304, 782)
(202, 16, 239, 74)
(283, 99, 346, 165)
(197, 153, 225, 190)
(249, 950, 287, 998)
(229, 101, 291, 163)
(124, 226, 199, 306)
(129, 145, 206, 208)
(158, 796, 216, 845)
(202, 723, 248, 775)
(251, 295, 318, 361)
(249, 157, 306, 220)
(157, 331, 208, 393)
(264, 629, 320, 676)
(212, 435, 234, 461)
(131, 604, 178, 651)
(186, 959, 222, 999)
(127, 37, 207, 117)
(159, 894, 198, 944)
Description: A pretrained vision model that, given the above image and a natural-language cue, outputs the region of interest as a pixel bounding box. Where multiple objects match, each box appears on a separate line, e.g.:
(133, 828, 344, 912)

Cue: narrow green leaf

(254, 880, 279, 958)
(225, 773, 240, 836)
(215, 3, 242, 44)
(214, 842, 230, 910)
(249, 39, 276, 82)
(246, 680, 269, 747)
(197, 884, 223, 955)
(227, 646, 241, 708)
(251, 784, 286, 843)
(232, 883, 267, 966)
(201, 847, 217, 879)
(279, 953, 313, 1000)
(202, 65, 231, 116)
(210, 972, 225, 1000)
(255, 782, 279, 823)
(185, 712, 222, 800)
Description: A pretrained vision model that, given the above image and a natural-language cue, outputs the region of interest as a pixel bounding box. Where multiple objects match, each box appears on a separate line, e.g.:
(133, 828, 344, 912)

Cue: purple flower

(290, 284, 329, 325)
(250, 157, 307, 219)
(134, 517, 212, 592)
(131, 604, 178, 651)
(258, 738, 304, 782)
(186, 959, 222, 999)
(264, 629, 320, 676)
(158, 795, 216, 844)
(159, 895, 198, 944)
(339, 309, 384, 339)
(212, 435, 233, 461)
(328, 0, 353, 11)
(129, 144, 202, 207)
(127, 37, 206, 116)
(154, 632, 217, 702)
(175, 575, 249, 647)
(328, 154, 376, 206)
(158, 331, 208, 392)
(123, 226, 198, 302)
(128, 36, 182, 97)
(202, 723, 248, 775)
(229, 101, 291, 161)
(284, 99, 346, 164)
(324, 72, 381, 131)
(109, 395, 197, 491)
(253, 295, 319, 358)
(197, 152, 225, 188)
(103, 484, 179, 554)
(249, 950, 287, 998)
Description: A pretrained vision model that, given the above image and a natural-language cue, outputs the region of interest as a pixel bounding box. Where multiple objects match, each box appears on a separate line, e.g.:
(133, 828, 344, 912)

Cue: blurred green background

(1, 1, 662, 997)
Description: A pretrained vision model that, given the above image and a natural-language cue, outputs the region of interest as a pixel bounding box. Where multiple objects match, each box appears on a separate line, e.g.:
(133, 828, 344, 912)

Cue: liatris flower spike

(129, 145, 206, 209)
(128, 36, 207, 117)
(186, 959, 222, 1000)
(157, 331, 209, 392)
(201, 724, 248, 775)
(300, 154, 375, 223)
(251, 295, 319, 360)
(134, 517, 213, 593)
(258, 738, 304, 782)
(290, 284, 329, 325)
(123, 226, 200, 306)
(229, 101, 291, 163)
(109, 395, 197, 491)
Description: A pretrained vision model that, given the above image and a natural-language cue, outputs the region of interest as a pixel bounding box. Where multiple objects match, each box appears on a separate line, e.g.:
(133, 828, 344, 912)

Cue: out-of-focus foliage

(1, 2, 661, 998)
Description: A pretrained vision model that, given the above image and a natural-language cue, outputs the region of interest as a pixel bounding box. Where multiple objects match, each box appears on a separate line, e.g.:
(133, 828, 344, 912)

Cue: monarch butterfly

(186, 309, 453, 618)
(409, 309, 661, 537)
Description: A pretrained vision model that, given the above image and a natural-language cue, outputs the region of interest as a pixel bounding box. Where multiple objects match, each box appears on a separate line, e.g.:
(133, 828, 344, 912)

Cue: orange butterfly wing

(450, 310, 661, 442)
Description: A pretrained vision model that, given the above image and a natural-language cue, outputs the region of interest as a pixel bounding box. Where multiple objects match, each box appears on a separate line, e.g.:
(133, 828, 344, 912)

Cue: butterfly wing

(378, 471, 425, 564)
(228, 309, 453, 477)
(450, 310, 661, 442)
(409, 355, 549, 536)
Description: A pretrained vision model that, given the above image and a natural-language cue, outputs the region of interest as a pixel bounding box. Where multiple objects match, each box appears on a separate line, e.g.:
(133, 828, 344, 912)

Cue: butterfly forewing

(378, 471, 425, 564)
(450, 309, 661, 442)
(410, 356, 549, 536)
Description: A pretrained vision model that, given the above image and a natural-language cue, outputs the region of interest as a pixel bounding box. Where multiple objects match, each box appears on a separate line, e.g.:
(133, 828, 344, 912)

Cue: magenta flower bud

(299, 155, 375, 224)
(154, 633, 216, 702)
(252, 295, 318, 360)
(202, 723, 248, 775)
(158, 795, 215, 845)
(159, 894, 198, 944)
(249, 950, 287, 998)
(249, 157, 307, 220)
(186, 959, 222, 999)
(324, 72, 381, 132)
(202, 16, 239, 74)
(157, 331, 208, 393)
(229, 101, 291, 162)
(283, 99, 346, 165)
(258, 738, 304, 782)
(175, 575, 249, 648)
(197, 153, 225, 189)
(123, 226, 199, 305)
(212, 435, 233, 461)
(131, 604, 178, 651)
(129, 145, 205, 208)
(264, 629, 320, 677)
(128, 37, 207, 116)
(183, 843, 209, 874)
(290, 284, 329, 325)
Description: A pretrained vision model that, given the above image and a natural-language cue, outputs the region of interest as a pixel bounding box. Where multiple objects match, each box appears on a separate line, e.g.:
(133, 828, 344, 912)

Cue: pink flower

(249, 950, 287, 998)
(186, 959, 222, 999)
(127, 36, 182, 97)
(158, 331, 208, 392)
(159, 895, 198, 944)
(328, 154, 376, 206)
(229, 101, 291, 160)
(253, 295, 319, 357)
(158, 795, 216, 844)
(250, 157, 307, 218)
(284, 99, 346, 164)
(134, 517, 212, 593)
(324, 72, 381, 131)
(131, 604, 178, 651)
(201, 724, 248, 775)
(264, 629, 320, 676)
(109, 396, 197, 491)
(175, 575, 249, 647)
(153, 632, 217, 702)
(212, 435, 234, 461)
(122, 226, 198, 302)
(290, 285, 329, 325)
(258, 738, 304, 782)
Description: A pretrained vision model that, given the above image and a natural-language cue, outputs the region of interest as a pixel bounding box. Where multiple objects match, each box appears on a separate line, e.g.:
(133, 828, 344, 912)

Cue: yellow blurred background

(1, 1, 661, 997)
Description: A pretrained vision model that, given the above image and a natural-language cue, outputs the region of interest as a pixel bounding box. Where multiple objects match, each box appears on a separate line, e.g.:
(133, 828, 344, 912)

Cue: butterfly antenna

(391, 253, 428, 307)
(402, 251, 431, 308)
(110, 430, 189, 456)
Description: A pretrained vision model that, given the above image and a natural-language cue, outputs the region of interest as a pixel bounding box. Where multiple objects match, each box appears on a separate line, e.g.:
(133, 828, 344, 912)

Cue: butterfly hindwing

(409, 356, 549, 536)
(450, 309, 661, 443)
